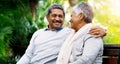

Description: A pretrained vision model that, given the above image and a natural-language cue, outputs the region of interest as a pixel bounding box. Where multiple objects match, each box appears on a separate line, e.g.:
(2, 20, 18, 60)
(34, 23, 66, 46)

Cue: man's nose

(55, 16, 60, 20)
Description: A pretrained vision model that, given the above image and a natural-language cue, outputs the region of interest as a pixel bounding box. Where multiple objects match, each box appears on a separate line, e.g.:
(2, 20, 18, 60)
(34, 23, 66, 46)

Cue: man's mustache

(53, 20, 62, 23)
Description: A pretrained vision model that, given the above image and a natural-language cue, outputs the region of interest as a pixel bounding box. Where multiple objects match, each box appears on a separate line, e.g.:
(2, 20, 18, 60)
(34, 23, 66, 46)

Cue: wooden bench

(103, 44, 120, 64)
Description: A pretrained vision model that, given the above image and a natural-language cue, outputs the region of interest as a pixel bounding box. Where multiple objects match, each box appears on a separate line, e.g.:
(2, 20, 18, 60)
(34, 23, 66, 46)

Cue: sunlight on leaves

(88, 0, 120, 44)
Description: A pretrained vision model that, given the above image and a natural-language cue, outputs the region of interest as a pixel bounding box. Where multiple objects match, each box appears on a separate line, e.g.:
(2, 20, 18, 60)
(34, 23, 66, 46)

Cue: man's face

(70, 12, 80, 30)
(46, 9, 64, 29)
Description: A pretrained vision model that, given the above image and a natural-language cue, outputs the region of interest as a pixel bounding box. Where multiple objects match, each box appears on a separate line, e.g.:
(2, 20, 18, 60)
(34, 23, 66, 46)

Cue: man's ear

(79, 13, 84, 20)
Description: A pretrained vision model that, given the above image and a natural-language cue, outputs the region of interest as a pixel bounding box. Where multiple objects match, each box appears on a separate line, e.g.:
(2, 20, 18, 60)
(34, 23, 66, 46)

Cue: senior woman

(56, 2, 103, 64)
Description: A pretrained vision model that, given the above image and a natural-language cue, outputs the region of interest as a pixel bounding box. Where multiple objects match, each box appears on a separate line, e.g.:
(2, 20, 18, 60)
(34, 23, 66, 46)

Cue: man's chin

(54, 26, 61, 29)
(53, 26, 61, 29)
(53, 24, 61, 28)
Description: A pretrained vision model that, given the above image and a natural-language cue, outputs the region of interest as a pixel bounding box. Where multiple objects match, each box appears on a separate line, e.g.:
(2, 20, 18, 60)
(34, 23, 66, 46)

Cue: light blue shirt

(17, 27, 74, 64)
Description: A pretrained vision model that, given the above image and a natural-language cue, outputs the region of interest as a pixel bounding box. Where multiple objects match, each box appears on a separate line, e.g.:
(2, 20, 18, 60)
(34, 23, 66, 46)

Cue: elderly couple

(17, 2, 106, 64)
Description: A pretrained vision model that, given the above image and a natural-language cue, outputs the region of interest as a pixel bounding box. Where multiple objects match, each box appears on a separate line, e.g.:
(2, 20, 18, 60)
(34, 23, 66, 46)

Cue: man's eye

(52, 14, 56, 17)
(59, 15, 63, 18)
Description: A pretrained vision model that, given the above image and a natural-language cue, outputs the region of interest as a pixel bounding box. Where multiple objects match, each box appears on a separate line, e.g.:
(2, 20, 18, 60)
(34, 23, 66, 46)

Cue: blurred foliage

(0, 0, 44, 63)
(88, 0, 120, 44)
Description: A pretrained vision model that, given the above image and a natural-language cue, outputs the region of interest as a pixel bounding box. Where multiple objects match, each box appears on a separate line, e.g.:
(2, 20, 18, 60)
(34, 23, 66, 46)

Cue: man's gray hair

(46, 4, 65, 17)
(72, 2, 94, 23)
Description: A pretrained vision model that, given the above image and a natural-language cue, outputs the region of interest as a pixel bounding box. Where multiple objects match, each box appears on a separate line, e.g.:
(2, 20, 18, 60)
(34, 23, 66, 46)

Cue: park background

(0, 0, 120, 63)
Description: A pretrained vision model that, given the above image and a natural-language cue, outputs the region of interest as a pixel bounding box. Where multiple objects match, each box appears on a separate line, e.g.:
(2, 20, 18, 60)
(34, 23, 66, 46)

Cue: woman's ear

(79, 13, 84, 20)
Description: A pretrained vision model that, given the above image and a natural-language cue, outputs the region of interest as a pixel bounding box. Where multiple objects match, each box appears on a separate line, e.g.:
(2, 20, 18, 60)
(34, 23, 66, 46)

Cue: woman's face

(70, 12, 81, 30)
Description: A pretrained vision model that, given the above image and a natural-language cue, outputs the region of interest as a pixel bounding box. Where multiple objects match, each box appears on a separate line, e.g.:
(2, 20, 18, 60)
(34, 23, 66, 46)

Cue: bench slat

(103, 49, 119, 56)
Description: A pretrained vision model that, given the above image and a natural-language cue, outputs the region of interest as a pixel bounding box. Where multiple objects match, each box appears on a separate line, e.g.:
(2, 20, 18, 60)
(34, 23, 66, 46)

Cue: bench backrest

(103, 44, 120, 64)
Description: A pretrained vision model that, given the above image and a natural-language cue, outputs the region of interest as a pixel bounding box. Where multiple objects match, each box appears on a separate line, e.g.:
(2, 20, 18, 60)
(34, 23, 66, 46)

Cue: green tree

(0, 0, 45, 63)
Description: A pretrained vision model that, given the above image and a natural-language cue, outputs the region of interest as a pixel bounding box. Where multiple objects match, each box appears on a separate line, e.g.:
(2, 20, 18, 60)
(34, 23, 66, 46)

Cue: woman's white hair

(72, 2, 94, 23)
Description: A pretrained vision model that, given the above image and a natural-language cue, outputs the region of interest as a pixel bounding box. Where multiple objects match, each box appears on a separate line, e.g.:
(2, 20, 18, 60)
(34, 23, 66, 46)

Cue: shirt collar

(44, 26, 63, 32)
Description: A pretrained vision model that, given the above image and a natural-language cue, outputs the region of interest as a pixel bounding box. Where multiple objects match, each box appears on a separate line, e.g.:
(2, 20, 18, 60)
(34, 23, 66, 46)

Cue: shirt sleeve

(16, 31, 39, 64)
(71, 36, 103, 64)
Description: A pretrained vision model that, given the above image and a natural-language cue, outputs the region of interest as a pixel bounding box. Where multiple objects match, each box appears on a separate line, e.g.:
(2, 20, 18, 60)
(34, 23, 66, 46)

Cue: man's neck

(46, 25, 63, 32)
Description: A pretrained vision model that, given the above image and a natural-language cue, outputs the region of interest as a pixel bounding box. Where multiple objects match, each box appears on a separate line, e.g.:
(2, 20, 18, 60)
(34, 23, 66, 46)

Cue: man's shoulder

(32, 28, 45, 36)
(35, 28, 44, 32)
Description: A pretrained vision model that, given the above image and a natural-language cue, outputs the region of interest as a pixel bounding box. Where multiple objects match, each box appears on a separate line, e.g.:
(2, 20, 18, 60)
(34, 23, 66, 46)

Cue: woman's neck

(75, 21, 87, 32)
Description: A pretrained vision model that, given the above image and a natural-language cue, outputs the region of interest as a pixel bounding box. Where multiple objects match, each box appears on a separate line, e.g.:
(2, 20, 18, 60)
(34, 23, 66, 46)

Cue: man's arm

(16, 42, 34, 64)
(89, 26, 107, 38)
(16, 31, 38, 64)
